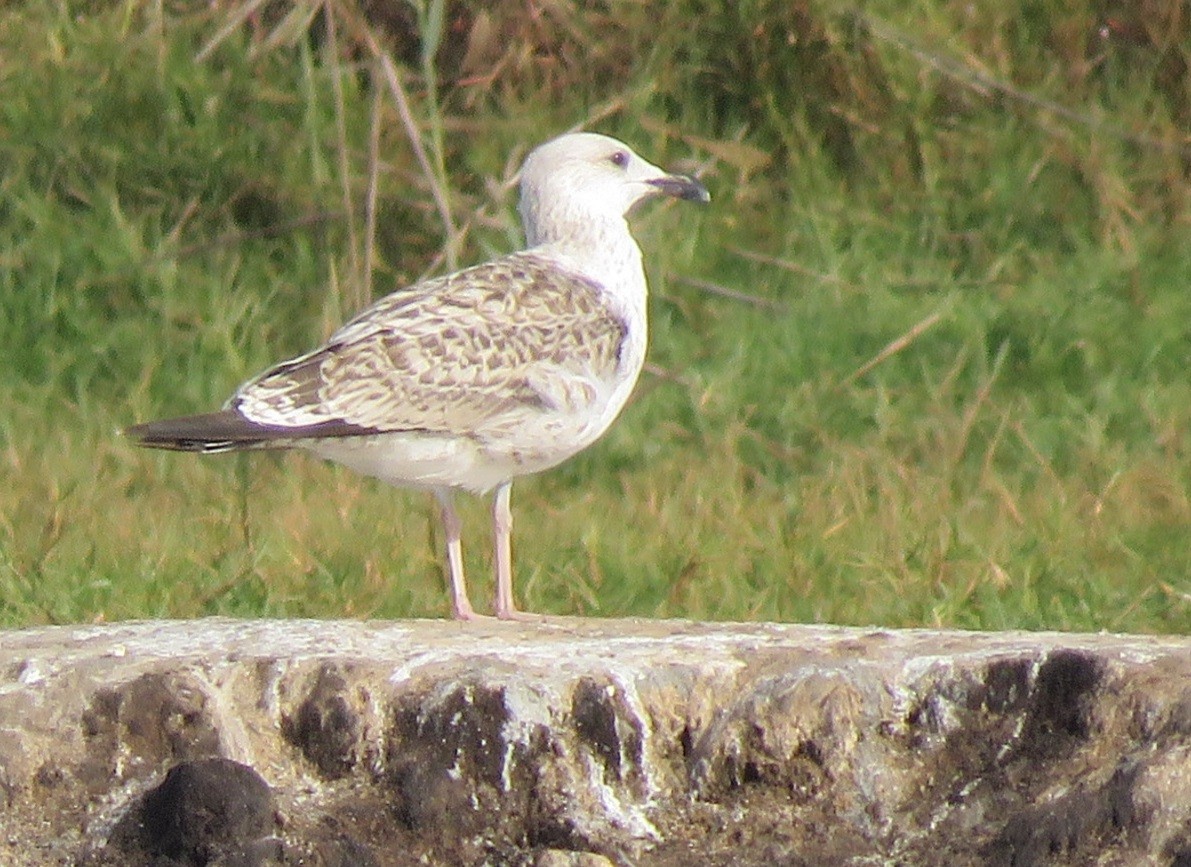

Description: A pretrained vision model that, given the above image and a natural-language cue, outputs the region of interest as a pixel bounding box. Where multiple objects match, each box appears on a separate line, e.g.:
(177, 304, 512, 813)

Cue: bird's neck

(527, 212, 646, 297)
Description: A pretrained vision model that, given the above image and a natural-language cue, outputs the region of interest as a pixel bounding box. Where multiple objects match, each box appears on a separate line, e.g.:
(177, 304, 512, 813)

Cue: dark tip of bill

(649, 174, 711, 203)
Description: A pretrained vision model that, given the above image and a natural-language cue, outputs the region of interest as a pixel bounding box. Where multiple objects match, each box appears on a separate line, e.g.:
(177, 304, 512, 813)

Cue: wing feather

(230, 252, 627, 437)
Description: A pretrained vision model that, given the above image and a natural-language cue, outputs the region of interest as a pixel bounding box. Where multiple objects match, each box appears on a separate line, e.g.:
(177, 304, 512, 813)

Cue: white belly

(302, 353, 642, 494)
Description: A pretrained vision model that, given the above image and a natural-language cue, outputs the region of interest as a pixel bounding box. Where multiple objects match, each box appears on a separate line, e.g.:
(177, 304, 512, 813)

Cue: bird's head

(519, 132, 709, 247)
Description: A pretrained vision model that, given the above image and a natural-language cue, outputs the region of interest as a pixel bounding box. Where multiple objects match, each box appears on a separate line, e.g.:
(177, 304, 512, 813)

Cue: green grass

(1, 0, 1189, 631)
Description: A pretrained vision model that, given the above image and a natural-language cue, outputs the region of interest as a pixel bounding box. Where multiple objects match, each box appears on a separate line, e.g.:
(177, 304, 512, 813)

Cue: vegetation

(1, 0, 1188, 631)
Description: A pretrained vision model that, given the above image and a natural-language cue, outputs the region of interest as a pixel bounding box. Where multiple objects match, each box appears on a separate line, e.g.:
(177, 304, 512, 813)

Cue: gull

(126, 132, 709, 620)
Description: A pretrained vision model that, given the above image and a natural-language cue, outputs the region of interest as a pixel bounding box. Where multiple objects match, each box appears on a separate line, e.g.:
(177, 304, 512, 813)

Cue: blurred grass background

(1, 0, 1188, 630)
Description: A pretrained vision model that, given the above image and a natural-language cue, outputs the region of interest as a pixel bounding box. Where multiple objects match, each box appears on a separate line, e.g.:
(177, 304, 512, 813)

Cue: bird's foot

(451, 601, 495, 622)
(494, 606, 545, 623)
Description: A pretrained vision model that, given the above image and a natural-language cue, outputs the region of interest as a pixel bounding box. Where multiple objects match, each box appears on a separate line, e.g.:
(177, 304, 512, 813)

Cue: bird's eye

(609, 150, 629, 169)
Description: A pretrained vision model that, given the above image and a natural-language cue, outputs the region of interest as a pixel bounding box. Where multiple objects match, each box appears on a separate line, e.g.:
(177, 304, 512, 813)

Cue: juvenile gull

(126, 132, 709, 620)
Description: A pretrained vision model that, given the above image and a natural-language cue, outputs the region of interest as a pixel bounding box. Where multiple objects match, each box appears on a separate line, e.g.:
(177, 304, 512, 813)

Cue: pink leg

(434, 489, 481, 621)
(492, 482, 538, 621)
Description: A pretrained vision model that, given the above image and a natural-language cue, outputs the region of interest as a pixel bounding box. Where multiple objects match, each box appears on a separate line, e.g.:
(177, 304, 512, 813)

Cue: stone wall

(1, 619, 1189, 865)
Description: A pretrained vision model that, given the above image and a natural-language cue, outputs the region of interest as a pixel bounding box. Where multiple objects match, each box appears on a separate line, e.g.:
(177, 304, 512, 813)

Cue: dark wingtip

(124, 412, 248, 452)
(125, 409, 375, 452)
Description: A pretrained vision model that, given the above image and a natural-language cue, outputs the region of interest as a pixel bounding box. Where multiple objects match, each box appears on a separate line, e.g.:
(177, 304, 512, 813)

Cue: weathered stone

(281, 665, 363, 780)
(140, 758, 274, 862)
(0, 619, 1188, 866)
(80, 757, 279, 867)
(535, 849, 615, 867)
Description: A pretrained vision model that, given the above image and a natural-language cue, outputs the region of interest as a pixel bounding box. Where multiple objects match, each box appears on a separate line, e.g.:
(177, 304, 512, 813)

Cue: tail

(125, 409, 370, 453)
(124, 409, 281, 453)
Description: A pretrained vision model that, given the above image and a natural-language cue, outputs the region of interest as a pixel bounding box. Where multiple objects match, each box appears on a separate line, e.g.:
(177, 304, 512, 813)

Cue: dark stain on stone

(797, 737, 825, 770)
(1162, 693, 1191, 738)
(81, 689, 121, 738)
(982, 761, 1141, 867)
(310, 831, 381, 867)
(708, 721, 826, 805)
(287, 796, 397, 867)
(78, 673, 221, 793)
(525, 811, 586, 852)
(572, 678, 621, 782)
(127, 757, 276, 866)
(282, 666, 359, 779)
(571, 677, 646, 790)
(983, 658, 1032, 714)
(385, 681, 531, 858)
(34, 763, 66, 789)
(1018, 650, 1103, 760)
(741, 760, 763, 785)
(388, 750, 471, 832)
(397, 682, 510, 790)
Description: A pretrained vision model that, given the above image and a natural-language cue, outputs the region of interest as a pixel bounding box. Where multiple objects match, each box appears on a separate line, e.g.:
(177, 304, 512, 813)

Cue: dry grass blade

(728, 246, 864, 294)
(364, 45, 459, 271)
(638, 118, 765, 177)
(194, 0, 272, 62)
(842, 309, 945, 386)
(949, 341, 1008, 467)
(324, 7, 363, 311)
(671, 274, 788, 311)
(362, 86, 382, 304)
(295, 2, 458, 273)
(258, 0, 324, 56)
(642, 361, 698, 390)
